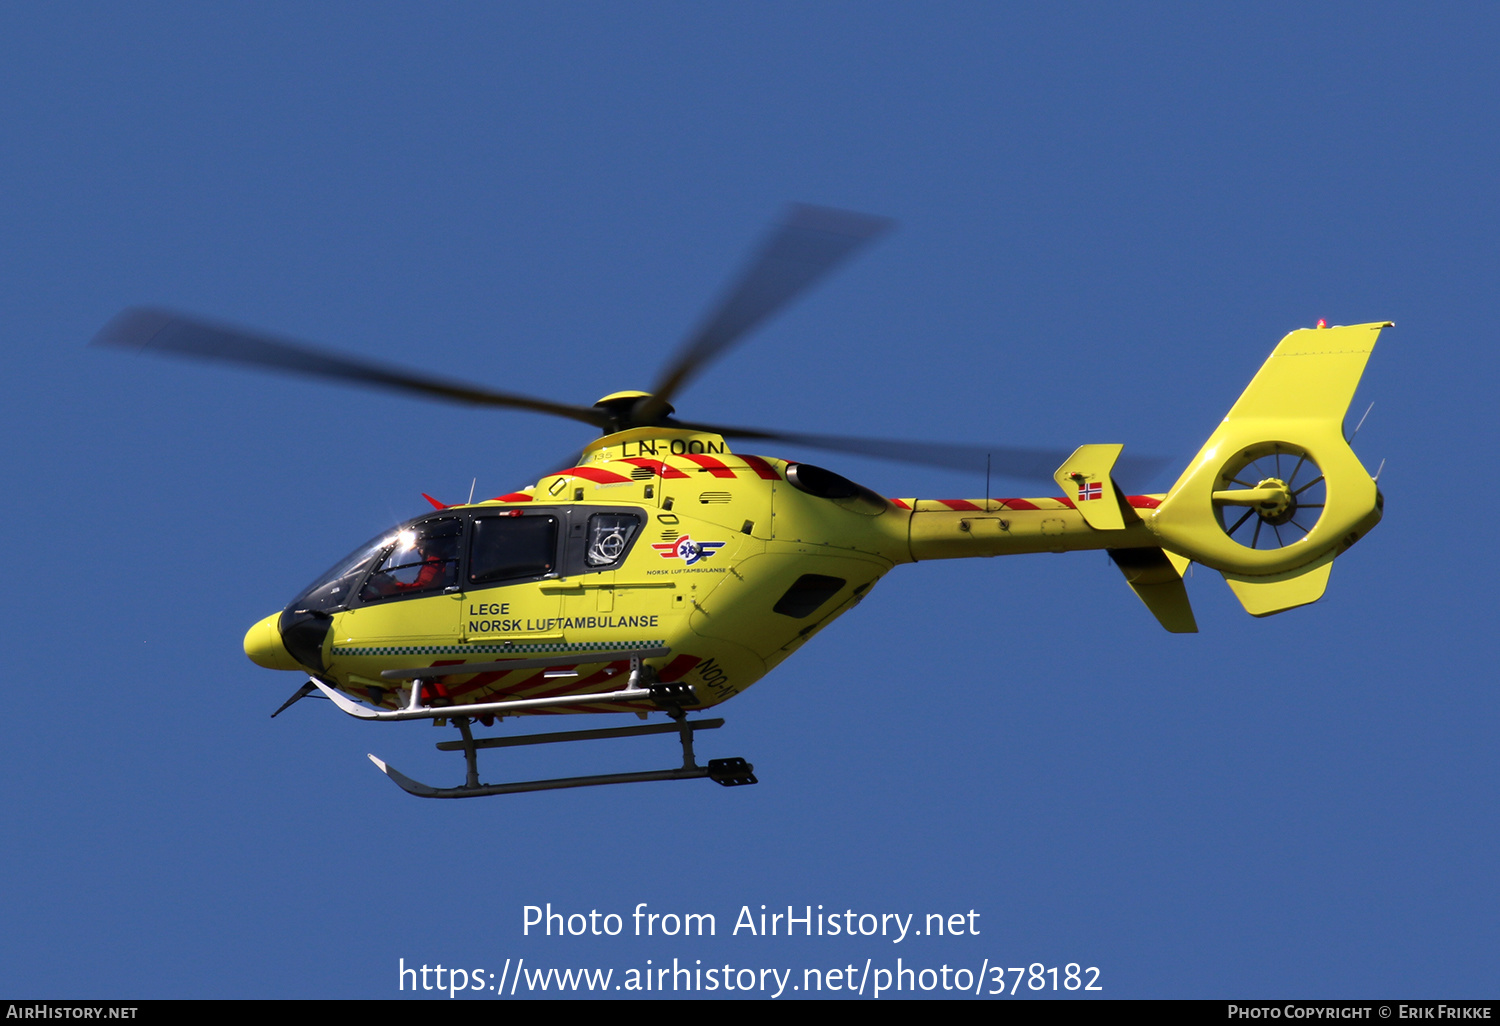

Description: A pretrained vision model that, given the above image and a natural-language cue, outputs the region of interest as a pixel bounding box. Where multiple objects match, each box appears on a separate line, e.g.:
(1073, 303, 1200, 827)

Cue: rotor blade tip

(785, 203, 895, 240)
(91, 307, 173, 350)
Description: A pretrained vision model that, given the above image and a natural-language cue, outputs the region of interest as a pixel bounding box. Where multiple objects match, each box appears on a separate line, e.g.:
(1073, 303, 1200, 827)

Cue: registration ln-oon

(94, 206, 1389, 798)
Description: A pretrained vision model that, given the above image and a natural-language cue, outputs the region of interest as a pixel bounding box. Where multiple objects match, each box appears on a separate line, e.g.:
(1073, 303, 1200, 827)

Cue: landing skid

(370, 715, 757, 799)
(297, 654, 756, 798)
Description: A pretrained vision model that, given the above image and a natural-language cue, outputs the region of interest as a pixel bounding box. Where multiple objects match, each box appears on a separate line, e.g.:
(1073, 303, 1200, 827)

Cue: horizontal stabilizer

(1109, 547, 1198, 633)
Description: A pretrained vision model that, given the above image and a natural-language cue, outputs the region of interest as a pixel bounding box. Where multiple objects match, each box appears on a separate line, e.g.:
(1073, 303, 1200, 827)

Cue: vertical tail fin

(1148, 321, 1390, 616)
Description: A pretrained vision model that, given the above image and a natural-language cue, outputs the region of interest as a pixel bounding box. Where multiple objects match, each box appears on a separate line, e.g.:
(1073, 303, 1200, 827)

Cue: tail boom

(893, 320, 1388, 628)
(899, 495, 1163, 561)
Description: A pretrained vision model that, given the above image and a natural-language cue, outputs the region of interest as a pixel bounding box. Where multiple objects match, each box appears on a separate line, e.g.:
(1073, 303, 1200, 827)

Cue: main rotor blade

(639, 205, 893, 422)
(673, 420, 1170, 488)
(93, 308, 609, 428)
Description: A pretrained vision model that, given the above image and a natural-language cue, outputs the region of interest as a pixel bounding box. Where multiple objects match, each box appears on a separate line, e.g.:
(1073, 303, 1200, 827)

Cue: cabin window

(586, 513, 642, 568)
(469, 514, 559, 586)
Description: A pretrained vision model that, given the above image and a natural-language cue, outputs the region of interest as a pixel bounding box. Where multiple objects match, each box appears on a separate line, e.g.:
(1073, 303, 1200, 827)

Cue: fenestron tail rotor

(1213, 443, 1327, 550)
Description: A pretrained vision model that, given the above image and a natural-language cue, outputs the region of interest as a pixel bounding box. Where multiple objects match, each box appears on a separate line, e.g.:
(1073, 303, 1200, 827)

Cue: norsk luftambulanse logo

(651, 535, 725, 566)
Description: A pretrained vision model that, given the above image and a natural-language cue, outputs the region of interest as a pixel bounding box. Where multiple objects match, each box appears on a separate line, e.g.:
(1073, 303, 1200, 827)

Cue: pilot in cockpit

(361, 527, 460, 600)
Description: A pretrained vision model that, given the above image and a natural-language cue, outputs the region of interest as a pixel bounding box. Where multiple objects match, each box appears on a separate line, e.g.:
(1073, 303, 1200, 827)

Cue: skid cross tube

(434, 718, 725, 752)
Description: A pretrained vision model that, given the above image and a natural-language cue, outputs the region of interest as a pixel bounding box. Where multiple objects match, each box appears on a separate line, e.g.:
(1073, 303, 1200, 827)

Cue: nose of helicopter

(244, 613, 303, 671)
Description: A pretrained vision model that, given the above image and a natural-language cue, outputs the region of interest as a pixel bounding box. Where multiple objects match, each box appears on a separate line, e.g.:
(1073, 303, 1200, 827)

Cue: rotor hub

(1213, 444, 1326, 550)
(592, 391, 674, 432)
(1252, 477, 1295, 524)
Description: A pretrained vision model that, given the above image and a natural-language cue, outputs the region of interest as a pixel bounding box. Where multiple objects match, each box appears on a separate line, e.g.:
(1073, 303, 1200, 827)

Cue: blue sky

(1, 3, 1495, 999)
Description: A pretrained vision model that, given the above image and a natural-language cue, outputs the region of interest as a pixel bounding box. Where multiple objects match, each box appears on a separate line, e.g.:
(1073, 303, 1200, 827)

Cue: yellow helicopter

(94, 205, 1388, 799)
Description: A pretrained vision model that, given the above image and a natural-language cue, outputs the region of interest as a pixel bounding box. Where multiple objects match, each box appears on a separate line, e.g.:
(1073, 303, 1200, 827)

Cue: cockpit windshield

(286, 530, 394, 614)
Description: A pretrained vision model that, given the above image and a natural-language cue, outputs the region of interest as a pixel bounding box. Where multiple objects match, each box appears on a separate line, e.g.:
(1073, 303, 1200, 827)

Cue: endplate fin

(1054, 444, 1128, 531)
(1109, 547, 1198, 633)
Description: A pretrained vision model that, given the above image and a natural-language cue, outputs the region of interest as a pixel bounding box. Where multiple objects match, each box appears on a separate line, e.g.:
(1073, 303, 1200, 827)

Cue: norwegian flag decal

(1078, 481, 1103, 502)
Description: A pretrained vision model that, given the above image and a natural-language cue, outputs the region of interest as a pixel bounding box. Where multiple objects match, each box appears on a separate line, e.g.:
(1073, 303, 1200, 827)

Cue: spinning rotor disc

(92, 204, 1167, 487)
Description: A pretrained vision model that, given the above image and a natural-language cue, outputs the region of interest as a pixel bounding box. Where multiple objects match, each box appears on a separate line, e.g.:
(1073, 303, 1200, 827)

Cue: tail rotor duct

(1213, 443, 1326, 551)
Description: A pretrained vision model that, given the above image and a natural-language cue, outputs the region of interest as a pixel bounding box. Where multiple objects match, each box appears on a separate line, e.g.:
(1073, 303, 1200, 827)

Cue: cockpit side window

(469, 514, 558, 586)
(358, 517, 463, 603)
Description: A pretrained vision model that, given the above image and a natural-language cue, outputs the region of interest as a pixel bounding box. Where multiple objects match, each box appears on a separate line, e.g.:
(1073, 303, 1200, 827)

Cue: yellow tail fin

(1149, 321, 1389, 615)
